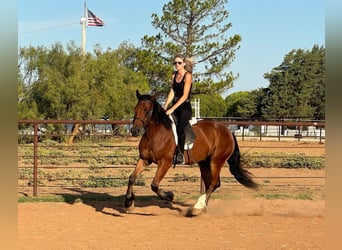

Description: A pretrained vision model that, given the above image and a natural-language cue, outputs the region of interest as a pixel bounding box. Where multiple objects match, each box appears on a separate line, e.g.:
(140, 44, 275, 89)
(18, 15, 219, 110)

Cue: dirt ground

(18, 196, 325, 249)
(18, 140, 325, 249)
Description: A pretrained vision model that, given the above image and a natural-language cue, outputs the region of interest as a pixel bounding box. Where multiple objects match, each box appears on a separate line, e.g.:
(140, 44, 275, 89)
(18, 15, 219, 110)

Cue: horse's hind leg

(124, 159, 147, 211)
(190, 158, 222, 215)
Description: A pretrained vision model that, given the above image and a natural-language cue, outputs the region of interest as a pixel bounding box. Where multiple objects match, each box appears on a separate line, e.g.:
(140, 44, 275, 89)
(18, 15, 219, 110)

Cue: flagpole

(81, 1, 87, 56)
(70, 1, 87, 145)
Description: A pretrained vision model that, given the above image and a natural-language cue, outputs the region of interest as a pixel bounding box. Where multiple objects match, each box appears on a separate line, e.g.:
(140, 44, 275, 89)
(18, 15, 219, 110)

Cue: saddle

(169, 115, 196, 150)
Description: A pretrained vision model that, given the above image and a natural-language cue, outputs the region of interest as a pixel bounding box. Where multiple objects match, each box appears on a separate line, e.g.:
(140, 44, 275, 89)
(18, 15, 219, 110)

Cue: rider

(163, 54, 194, 164)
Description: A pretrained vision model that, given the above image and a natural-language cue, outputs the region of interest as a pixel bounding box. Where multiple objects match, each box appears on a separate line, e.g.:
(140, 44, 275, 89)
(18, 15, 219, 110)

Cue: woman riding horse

(126, 90, 258, 216)
(163, 54, 194, 164)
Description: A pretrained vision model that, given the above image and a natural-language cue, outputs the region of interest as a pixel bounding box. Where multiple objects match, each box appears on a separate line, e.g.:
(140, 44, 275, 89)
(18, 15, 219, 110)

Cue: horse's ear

(151, 92, 157, 101)
(136, 89, 141, 99)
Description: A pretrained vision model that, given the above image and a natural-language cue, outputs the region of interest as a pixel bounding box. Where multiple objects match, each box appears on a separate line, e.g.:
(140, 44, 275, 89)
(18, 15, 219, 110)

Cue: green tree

(116, 41, 173, 92)
(262, 45, 325, 119)
(18, 42, 150, 121)
(141, 0, 241, 95)
(225, 91, 258, 118)
(20, 42, 89, 120)
(18, 76, 40, 120)
(250, 88, 267, 119)
(18, 46, 45, 120)
(197, 94, 226, 117)
(86, 45, 150, 120)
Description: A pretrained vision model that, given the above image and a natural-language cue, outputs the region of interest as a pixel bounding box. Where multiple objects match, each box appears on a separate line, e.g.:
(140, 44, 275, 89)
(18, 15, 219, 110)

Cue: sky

(18, 0, 325, 96)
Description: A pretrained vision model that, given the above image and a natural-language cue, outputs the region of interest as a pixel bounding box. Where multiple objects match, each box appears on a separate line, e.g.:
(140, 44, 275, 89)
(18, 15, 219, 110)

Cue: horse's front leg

(124, 158, 147, 211)
(151, 161, 174, 201)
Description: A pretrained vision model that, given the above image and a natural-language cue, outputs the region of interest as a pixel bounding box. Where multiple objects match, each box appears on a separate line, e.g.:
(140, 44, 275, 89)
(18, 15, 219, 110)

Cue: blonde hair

(174, 54, 195, 73)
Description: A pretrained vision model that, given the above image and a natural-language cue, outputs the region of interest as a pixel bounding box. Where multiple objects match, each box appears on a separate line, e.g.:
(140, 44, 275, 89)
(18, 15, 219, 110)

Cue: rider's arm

(167, 72, 192, 113)
(163, 73, 176, 110)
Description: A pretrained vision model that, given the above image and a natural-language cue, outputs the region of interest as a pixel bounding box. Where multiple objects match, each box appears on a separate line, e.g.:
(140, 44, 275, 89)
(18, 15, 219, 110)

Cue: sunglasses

(173, 61, 183, 65)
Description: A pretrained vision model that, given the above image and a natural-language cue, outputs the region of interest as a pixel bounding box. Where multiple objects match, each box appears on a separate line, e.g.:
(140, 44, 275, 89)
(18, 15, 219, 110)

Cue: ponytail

(184, 57, 194, 73)
(174, 53, 195, 73)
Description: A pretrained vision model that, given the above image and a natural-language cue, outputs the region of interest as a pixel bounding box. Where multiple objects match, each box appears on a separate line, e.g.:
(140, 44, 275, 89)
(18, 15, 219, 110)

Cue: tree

(262, 45, 325, 119)
(197, 94, 226, 117)
(115, 41, 173, 93)
(225, 90, 262, 118)
(141, 0, 241, 95)
(19, 42, 90, 120)
(18, 43, 151, 143)
(18, 76, 40, 121)
(91, 45, 151, 119)
(18, 42, 150, 120)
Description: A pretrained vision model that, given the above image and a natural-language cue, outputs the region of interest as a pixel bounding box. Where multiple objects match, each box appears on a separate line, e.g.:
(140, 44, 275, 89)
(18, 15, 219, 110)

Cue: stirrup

(174, 152, 185, 164)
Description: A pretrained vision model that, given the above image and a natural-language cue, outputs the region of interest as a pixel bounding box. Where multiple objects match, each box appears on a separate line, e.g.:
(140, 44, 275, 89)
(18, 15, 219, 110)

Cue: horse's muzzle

(131, 126, 142, 137)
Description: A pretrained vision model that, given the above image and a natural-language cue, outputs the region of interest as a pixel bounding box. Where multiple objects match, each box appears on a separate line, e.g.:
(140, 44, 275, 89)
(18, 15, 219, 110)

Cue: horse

(124, 90, 258, 216)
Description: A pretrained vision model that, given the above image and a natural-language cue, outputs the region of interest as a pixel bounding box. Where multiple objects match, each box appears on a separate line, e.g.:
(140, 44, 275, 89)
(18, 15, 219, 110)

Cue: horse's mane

(139, 94, 172, 130)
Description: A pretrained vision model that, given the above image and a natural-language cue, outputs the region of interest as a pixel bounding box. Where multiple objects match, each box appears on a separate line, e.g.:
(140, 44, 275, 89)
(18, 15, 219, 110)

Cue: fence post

(297, 126, 301, 142)
(33, 122, 38, 196)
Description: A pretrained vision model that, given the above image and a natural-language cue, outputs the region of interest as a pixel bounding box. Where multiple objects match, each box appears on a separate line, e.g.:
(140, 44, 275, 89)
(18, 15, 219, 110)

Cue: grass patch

(18, 196, 70, 203)
(242, 153, 324, 169)
(172, 173, 198, 182)
(18, 194, 122, 203)
(18, 191, 315, 203)
(18, 194, 157, 203)
(80, 175, 145, 188)
(255, 193, 313, 200)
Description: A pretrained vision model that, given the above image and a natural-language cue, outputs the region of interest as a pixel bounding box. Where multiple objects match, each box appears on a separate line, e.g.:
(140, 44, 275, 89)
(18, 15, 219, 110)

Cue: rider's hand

(166, 109, 173, 115)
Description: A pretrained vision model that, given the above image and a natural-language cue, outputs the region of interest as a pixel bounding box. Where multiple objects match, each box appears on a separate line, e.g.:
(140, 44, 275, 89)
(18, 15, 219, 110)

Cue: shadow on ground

(54, 188, 192, 217)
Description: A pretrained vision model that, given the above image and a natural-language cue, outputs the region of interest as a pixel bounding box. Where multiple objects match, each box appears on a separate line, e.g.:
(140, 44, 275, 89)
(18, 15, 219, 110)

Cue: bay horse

(124, 90, 258, 216)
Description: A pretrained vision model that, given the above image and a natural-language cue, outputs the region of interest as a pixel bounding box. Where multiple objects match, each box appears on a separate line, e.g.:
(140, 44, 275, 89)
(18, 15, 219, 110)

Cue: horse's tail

(227, 133, 258, 189)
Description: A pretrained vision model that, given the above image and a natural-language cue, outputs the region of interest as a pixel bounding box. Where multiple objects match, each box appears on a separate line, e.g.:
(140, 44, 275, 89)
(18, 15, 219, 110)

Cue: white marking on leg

(194, 193, 207, 210)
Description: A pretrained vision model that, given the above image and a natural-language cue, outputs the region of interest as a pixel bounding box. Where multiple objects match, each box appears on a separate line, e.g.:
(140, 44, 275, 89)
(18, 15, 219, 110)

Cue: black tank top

(172, 71, 191, 101)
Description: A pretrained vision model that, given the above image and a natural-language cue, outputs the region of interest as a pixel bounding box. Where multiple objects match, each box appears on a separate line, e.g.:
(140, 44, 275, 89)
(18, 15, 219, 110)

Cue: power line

(20, 22, 80, 34)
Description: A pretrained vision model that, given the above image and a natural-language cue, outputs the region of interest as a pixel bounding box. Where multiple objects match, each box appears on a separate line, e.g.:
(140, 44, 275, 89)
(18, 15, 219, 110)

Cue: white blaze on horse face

(194, 193, 207, 210)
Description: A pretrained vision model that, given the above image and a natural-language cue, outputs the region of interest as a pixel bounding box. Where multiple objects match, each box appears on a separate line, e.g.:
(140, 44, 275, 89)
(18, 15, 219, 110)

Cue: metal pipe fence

(18, 119, 325, 196)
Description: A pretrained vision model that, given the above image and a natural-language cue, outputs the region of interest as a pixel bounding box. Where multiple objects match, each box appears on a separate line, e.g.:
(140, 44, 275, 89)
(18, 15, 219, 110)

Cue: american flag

(87, 9, 104, 27)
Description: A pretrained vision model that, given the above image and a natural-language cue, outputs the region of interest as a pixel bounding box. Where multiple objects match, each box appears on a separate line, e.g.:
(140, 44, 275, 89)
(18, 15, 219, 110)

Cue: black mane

(139, 94, 172, 130)
(152, 101, 172, 130)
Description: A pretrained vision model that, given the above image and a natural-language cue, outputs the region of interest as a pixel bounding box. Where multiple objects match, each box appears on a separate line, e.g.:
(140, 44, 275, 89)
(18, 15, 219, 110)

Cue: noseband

(133, 100, 153, 128)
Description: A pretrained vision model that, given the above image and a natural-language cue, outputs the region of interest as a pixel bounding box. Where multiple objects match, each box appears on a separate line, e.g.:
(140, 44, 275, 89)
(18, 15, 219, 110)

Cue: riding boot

(175, 135, 185, 164)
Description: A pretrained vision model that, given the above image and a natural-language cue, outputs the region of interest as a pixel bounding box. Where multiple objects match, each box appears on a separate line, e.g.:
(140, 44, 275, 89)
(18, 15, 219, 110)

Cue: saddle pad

(169, 115, 196, 150)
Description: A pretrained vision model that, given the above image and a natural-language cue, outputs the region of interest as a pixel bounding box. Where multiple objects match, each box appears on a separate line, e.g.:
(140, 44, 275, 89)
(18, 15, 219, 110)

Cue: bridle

(133, 110, 152, 128)
(132, 100, 154, 129)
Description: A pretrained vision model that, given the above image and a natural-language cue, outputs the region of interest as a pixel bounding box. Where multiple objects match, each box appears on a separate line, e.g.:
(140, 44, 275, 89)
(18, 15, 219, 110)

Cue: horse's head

(131, 90, 157, 136)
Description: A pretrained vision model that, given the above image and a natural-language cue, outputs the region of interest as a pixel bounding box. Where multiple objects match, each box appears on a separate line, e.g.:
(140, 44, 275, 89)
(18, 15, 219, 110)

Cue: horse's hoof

(124, 200, 135, 212)
(165, 191, 174, 201)
(190, 207, 204, 216)
(181, 207, 203, 217)
(124, 195, 135, 211)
